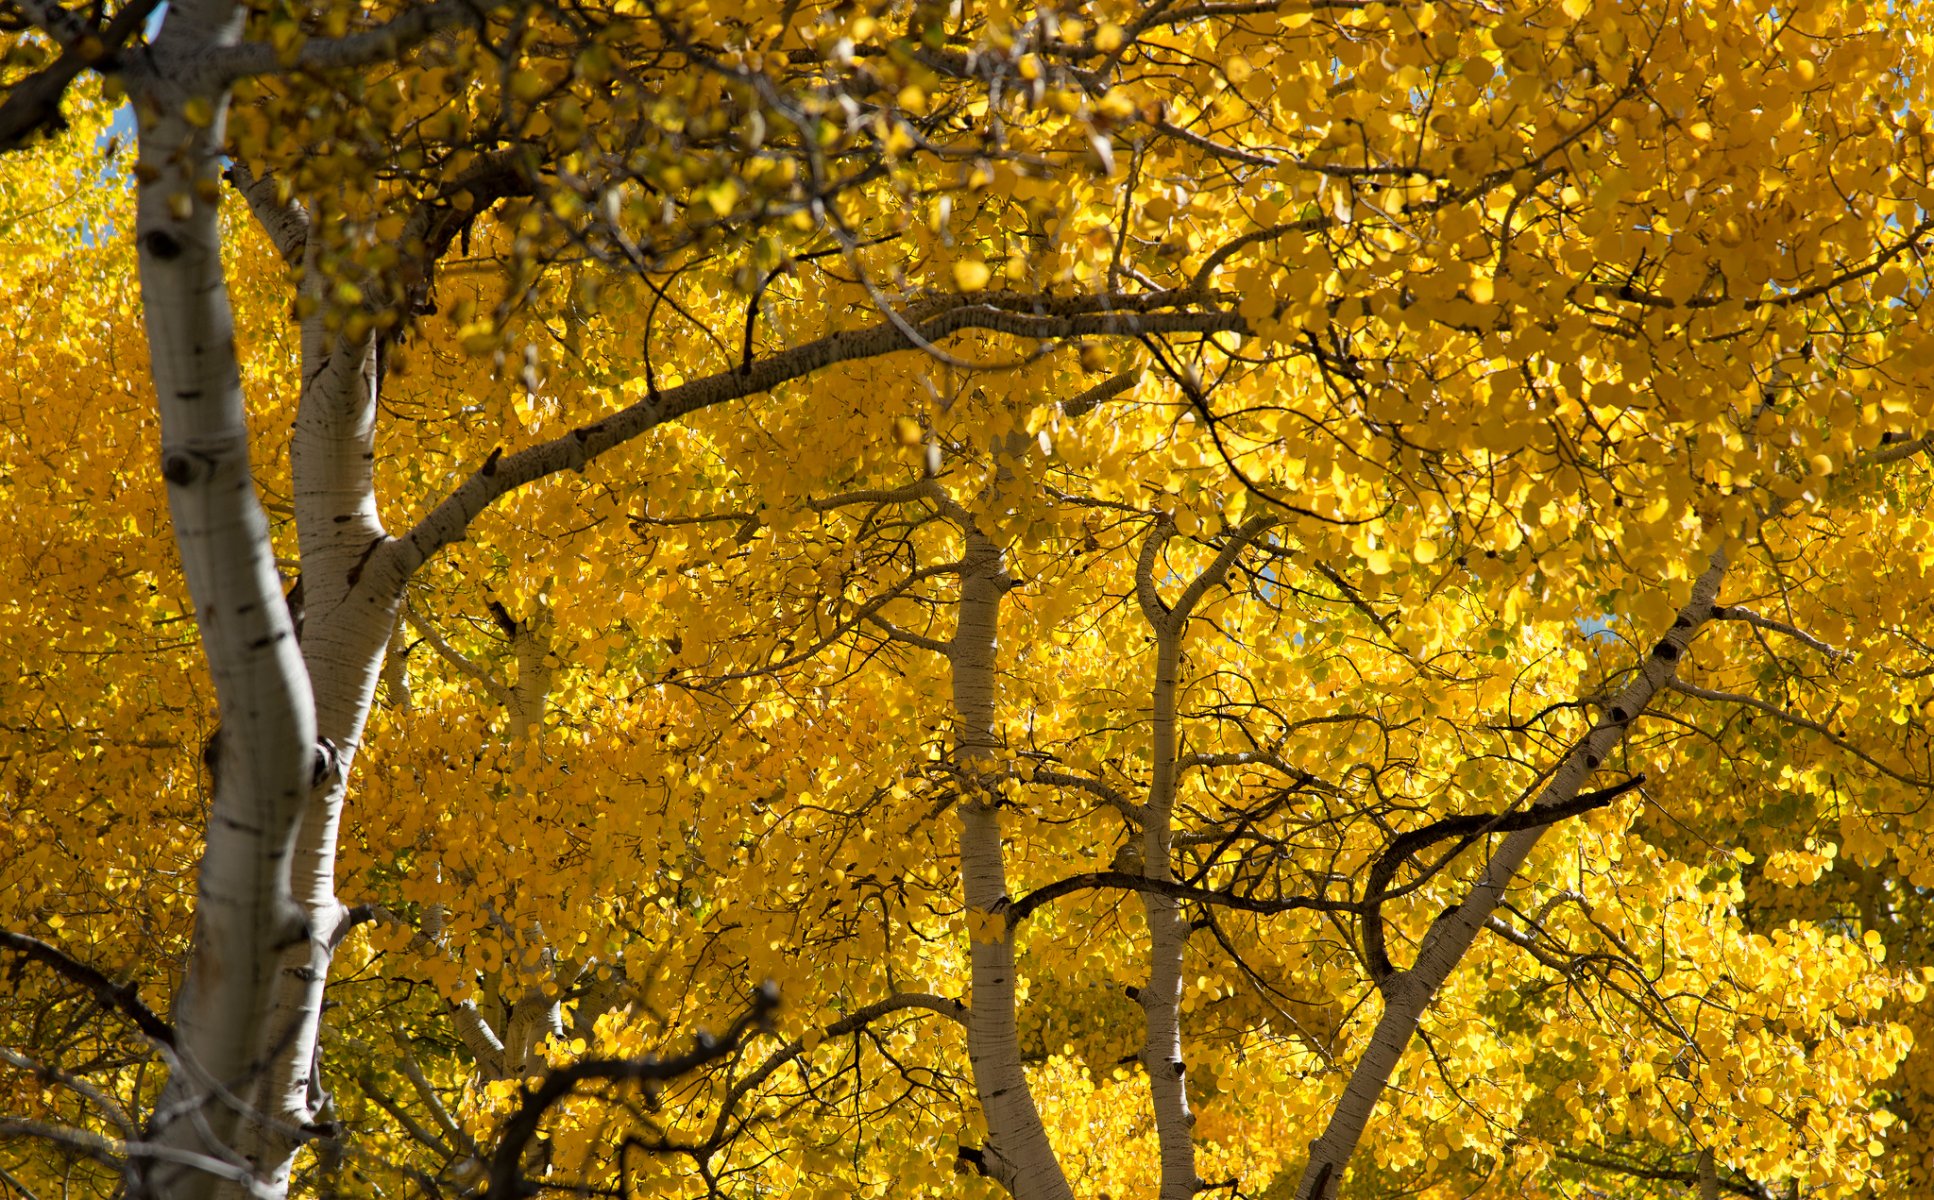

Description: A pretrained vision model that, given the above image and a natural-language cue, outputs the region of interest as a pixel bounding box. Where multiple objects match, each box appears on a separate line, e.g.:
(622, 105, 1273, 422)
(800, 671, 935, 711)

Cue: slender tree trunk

(951, 526, 1073, 1200)
(133, 7, 321, 1197)
(1140, 621, 1197, 1200)
(1291, 557, 1728, 1200)
(1131, 514, 1274, 1200)
(222, 310, 399, 1193)
(133, 17, 405, 1184)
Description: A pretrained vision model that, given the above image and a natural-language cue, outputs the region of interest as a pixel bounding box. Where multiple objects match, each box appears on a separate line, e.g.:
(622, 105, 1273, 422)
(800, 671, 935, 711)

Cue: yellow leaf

(954, 259, 991, 291)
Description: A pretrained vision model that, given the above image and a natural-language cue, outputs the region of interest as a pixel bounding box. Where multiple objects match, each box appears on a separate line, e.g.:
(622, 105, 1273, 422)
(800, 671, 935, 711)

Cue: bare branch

(0, 1047, 137, 1136)
(402, 597, 514, 707)
(1359, 776, 1644, 984)
(1062, 369, 1143, 419)
(705, 992, 967, 1152)
(484, 983, 781, 1200)
(0, 1119, 278, 1199)
(0, 0, 165, 152)
(1711, 605, 1849, 661)
(864, 613, 952, 655)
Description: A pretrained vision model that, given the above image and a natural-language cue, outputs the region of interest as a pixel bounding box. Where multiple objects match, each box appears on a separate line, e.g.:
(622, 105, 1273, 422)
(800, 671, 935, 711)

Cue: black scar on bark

(1652, 640, 1680, 661)
(161, 454, 194, 484)
(143, 230, 183, 259)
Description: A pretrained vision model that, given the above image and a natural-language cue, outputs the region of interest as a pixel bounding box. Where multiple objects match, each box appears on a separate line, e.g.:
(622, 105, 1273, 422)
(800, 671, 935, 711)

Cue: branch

(0, 0, 165, 152)
(1554, 1149, 1775, 1200)
(402, 597, 514, 707)
(863, 613, 951, 655)
(209, 0, 498, 84)
(0, 929, 174, 1046)
(1005, 871, 1355, 927)
(13, 0, 87, 42)
(1167, 513, 1279, 630)
(1062, 369, 1142, 419)
(1028, 767, 1140, 820)
(1867, 430, 1933, 465)
(704, 992, 965, 1152)
(1289, 553, 1729, 1200)
(0, 1119, 277, 1199)
(483, 982, 780, 1200)
(224, 162, 308, 263)
(1711, 605, 1849, 661)
(0, 1047, 136, 1136)
(1667, 678, 1927, 786)
(1359, 776, 1644, 984)
(380, 293, 1243, 589)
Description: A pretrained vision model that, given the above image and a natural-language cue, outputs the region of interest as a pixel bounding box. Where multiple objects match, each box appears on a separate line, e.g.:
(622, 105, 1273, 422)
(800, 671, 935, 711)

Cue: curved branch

(703, 992, 966, 1153)
(0, 929, 174, 1047)
(1359, 775, 1644, 984)
(1668, 678, 1927, 786)
(379, 294, 1243, 590)
(483, 983, 781, 1200)
(0, 0, 165, 152)
(208, 0, 498, 84)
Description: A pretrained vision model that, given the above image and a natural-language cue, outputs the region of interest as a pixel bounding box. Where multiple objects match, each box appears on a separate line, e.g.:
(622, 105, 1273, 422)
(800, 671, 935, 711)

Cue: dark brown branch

(0, 929, 174, 1046)
(1360, 775, 1645, 983)
(703, 992, 965, 1154)
(483, 982, 780, 1200)
(0, 0, 164, 152)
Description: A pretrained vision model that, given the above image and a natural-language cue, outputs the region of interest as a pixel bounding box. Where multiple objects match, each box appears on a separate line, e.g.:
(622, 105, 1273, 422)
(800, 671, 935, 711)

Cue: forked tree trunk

(133, 9, 402, 1194)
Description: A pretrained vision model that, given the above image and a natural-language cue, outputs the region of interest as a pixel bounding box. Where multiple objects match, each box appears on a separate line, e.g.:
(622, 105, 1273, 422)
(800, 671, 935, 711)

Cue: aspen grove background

(2, 1, 1934, 1199)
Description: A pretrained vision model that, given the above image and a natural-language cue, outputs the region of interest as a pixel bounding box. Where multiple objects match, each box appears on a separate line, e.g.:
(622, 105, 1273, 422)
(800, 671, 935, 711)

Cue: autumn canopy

(1, 0, 1932, 1198)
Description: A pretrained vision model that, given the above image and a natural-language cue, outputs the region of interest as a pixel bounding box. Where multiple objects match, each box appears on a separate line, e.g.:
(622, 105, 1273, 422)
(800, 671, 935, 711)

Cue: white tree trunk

(133, 7, 320, 1197)
(1131, 515, 1274, 1200)
(1138, 626, 1198, 1200)
(222, 313, 398, 1194)
(951, 527, 1073, 1200)
(130, 12, 404, 1191)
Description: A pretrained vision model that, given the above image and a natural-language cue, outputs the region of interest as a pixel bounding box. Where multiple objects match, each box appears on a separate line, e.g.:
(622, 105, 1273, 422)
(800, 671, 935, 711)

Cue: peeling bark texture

(1290, 556, 1727, 1200)
(951, 526, 1073, 1200)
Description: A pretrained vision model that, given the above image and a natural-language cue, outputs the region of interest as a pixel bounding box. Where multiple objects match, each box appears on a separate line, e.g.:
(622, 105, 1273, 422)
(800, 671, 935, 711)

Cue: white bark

(133, 5, 319, 1196)
(127, 14, 406, 1193)
(951, 526, 1073, 1200)
(1290, 556, 1727, 1200)
(1132, 516, 1275, 1200)
(451, 1001, 509, 1074)
(501, 992, 566, 1078)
